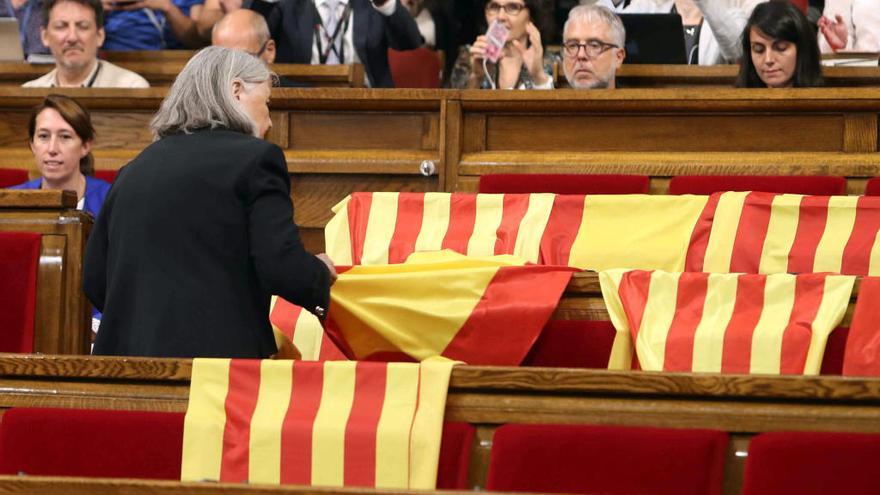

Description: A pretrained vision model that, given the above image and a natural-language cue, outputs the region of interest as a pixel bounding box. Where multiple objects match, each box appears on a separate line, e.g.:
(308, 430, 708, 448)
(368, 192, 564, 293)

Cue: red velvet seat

(743, 431, 880, 495)
(0, 168, 28, 188)
(668, 175, 846, 196)
(523, 320, 616, 368)
(487, 423, 728, 495)
(388, 47, 442, 88)
(0, 232, 41, 353)
(93, 170, 118, 183)
(479, 174, 650, 195)
(864, 177, 880, 196)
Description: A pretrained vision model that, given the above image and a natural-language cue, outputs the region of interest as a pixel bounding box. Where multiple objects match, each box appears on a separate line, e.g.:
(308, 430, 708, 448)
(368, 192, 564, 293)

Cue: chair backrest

(0, 168, 27, 188)
(864, 177, 880, 196)
(0, 232, 41, 353)
(437, 421, 476, 489)
(487, 423, 728, 495)
(478, 174, 651, 194)
(93, 170, 118, 184)
(788, 0, 808, 13)
(743, 431, 880, 495)
(668, 175, 847, 196)
(523, 320, 616, 369)
(388, 47, 442, 88)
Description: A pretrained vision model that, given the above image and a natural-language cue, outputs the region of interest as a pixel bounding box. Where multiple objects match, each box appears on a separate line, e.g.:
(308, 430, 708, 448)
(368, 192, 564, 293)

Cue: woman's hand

(818, 14, 848, 51)
(317, 253, 338, 284)
(469, 35, 490, 80)
(512, 23, 549, 86)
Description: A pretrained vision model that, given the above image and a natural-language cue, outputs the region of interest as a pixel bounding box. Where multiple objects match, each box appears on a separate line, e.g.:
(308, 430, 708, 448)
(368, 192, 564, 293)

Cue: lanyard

(53, 60, 102, 87)
(311, 0, 352, 64)
(143, 7, 167, 48)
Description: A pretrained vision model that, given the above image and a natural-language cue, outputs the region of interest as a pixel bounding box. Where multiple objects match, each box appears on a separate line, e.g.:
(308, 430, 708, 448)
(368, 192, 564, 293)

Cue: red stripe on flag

(343, 362, 388, 486)
(494, 194, 530, 255)
(280, 362, 325, 485)
(663, 272, 709, 372)
(729, 192, 776, 273)
(219, 360, 262, 483)
(684, 193, 721, 272)
(270, 298, 304, 341)
(840, 196, 880, 275)
(349, 193, 373, 266)
(441, 193, 477, 255)
(843, 277, 880, 376)
(318, 332, 350, 361)
(441, 266, 574, 365)
(720, 274, 766, 374)
(779, 274, 824, 374)
(538, 195, 586, 265)
(787, 196, 829, 274)
(388, 193, 426, 265)
(618, 270, 654, 370)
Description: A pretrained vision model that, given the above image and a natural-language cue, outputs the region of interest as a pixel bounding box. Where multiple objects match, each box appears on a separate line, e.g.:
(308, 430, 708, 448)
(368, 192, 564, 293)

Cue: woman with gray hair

(84, 46, 336, 358)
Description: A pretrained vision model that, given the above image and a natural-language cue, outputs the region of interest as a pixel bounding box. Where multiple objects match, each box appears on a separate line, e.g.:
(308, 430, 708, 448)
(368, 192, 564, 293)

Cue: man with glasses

(561, 4, 624, 89)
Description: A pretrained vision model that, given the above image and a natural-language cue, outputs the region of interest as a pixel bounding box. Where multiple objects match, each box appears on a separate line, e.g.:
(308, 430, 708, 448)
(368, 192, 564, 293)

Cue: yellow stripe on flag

(813, 196, 859, 273)
(635, 271, 680, 371)
(374, 363, 420, 488)
(870, 230, 880, 276)
(598, 269, 633, 370)
(749, 274, 797, 374)
(513, 193, 555, 263)
(702, 191, 749, 273)
(361, 192, 399, 266)
(326, 196, 353, 266)
(408, 358, 456, 489)
(414, 193, 452, 253)
(293, 311, 325, 361)
(569, 195, 707, 272)
(181, 358, 231, 482)
(802, 275, 855, 374)
(467, 194, 505, 257)
(758, 194, 803, 274)
(248, 360, 294, 484)
(311, 361, 357, 486)
(690, 273, 738, 373)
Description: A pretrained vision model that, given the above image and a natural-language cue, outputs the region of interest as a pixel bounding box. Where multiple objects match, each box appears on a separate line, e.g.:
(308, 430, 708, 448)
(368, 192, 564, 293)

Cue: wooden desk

(611, 64, 880, 88)
(0, 191, 93, 354)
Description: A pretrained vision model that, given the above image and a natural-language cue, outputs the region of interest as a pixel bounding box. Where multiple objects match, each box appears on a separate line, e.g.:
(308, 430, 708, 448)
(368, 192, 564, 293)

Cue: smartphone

(484, 20, 509, 63)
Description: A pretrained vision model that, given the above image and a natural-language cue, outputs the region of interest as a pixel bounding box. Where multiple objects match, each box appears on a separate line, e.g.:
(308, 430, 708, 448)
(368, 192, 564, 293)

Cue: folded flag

(322, 250, 574, 365)
(326, 192, 708, 272)
(599, 269, 854, 374)
(269, 296, 347, 361)
(182, 359, 455, 488)
(843, 277, 880, 377)
(686, 192, 880, 275)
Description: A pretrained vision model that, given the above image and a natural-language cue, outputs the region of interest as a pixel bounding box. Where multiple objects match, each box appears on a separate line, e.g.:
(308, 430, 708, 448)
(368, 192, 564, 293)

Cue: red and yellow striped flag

(322, 251, 574, 365)
(269, 296, 347, 361)
(599, 269, 854, 374)
(326, 192, 708, 272)
(686, 192, 880, 275)
(182, 359, 455, 488)
(843, 277, 880, 377)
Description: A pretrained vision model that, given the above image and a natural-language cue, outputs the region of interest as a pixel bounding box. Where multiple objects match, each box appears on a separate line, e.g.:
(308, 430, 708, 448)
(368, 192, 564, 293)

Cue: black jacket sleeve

(384, 0, 424, 51)
(83, 190, 110, 312)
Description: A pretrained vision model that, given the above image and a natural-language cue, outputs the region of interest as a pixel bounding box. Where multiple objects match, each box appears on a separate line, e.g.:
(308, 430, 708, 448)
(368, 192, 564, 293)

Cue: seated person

(100, 0, 204, 49)
(818, 0, 880, 53)
(609, 0, 766, 64)
(193, 0, 241, 42)
(211, 8, 275, 63)
(0, 0, 51, 56)
(23, 0, 149, 87)
(735, 0, 822, 88)
(450, 0, 553, 89)
(562, 4, 624, 89)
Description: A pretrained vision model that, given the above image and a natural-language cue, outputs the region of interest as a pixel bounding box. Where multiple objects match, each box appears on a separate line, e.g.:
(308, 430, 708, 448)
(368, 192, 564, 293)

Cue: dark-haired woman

(735, 0, 822, 88)
(10, 94, 111, 217)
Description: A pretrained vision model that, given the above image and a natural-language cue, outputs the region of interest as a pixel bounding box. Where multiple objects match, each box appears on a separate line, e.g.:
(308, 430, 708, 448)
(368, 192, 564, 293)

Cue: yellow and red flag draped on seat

(326, 192, 708, 272)
(686, 192, 880, 275)
(321, 251, 574, 365)
(182, 358, 455, 488)
(843, 277, 880, 377)
(599, 269, 854, 374)
(269, 296, 346, 361)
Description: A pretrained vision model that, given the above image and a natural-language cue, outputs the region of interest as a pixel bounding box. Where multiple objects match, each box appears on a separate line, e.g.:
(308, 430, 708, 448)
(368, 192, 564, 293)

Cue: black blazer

(84, 129, 331, 358)
(265, 0, 423, 87)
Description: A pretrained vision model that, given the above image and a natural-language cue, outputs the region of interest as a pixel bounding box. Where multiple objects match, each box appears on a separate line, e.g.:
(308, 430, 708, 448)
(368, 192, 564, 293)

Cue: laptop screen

(0, 18, 25, 62)
(619, 13, 687, 64)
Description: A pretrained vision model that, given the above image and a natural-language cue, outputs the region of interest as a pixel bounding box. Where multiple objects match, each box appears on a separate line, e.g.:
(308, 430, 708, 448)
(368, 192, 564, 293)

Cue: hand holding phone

(484, 20, 509, 63)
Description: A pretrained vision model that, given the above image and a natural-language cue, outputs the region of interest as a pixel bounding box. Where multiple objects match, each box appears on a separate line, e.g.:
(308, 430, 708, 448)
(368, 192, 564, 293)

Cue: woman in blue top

(11, 94, 111, 218)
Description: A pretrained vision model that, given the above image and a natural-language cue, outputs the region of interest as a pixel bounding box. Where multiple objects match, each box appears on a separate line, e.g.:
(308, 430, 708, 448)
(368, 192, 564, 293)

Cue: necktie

(324, 0, 340, 64)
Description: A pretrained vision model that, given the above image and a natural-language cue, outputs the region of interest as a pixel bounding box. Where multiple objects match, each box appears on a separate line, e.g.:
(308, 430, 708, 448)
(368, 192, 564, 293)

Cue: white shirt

(819, 0, 880, 53)
(23, 60, 150, 88)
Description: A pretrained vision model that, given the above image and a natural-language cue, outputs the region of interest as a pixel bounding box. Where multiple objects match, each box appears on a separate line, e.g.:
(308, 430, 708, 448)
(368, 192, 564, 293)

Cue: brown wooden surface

(611, 64, 880, 88)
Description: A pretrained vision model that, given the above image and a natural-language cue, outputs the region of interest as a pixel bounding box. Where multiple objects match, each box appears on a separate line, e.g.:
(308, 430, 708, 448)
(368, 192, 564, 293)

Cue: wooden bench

(612, 64, 880, 88)
(0, 191, 93, 354)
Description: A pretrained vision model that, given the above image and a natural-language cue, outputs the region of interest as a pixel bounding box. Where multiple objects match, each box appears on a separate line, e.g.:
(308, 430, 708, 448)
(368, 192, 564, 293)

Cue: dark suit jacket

(265, 0, 423, 87)
(84, 128, 331, 358)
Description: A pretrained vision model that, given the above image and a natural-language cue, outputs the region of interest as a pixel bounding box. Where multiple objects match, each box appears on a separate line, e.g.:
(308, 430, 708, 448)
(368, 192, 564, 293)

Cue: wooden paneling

(611, 64, 880, 88)
(90, 112, 155, 150)
(290, 112, 439, 150)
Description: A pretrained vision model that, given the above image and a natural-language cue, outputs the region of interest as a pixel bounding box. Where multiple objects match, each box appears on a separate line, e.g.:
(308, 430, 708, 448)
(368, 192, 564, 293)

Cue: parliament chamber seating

(477, 174, 651, 194)
(667, 175, 848, 196)
(93, 169, 118, 184)
(388, 48, 443, 89)
(0, 168, 27, 188)
(0, 232, 41, 353)
(864, 177, 880, 196)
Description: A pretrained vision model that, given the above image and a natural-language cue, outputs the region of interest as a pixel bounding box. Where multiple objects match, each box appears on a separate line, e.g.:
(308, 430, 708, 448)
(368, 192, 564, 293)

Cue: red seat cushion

(0, 168, 28, 188)
(523, 320, 616, 368)
(0, 408, 185, 479)
(743, 431, 880, 495)
(388, 47, 442, 88)
(437, 421, 475, 489)
(668, 176, 846, 196)
(478, 174, 650, 195)
(865, 177, 880, 196)
(487, 423, 727, 495)
(93, 170, 118, 183)
(0, 232, 41, 353)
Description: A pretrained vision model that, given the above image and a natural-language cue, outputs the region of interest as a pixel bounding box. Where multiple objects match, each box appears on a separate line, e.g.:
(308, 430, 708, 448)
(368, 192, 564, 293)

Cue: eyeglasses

(248, 39, 270, 58)
(485, 2, 527, 15)
(562, 39, 619, 58)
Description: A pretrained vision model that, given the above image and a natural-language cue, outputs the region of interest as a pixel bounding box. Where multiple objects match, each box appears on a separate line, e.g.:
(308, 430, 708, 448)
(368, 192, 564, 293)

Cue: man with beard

(23, 0, 149, 87)
(561, 4, 624, 89)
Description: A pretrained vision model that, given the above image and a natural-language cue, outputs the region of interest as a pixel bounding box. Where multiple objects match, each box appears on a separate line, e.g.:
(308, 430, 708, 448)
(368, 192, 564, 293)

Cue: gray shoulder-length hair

(150, 46, 273, 139)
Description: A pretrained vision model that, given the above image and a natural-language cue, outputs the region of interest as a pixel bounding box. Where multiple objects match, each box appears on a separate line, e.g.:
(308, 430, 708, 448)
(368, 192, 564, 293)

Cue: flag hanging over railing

(182, 359, 455, 488)
(269, 296, 346, 361)
(599, 269, 854, 374)
(843, 277, 880, 377)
